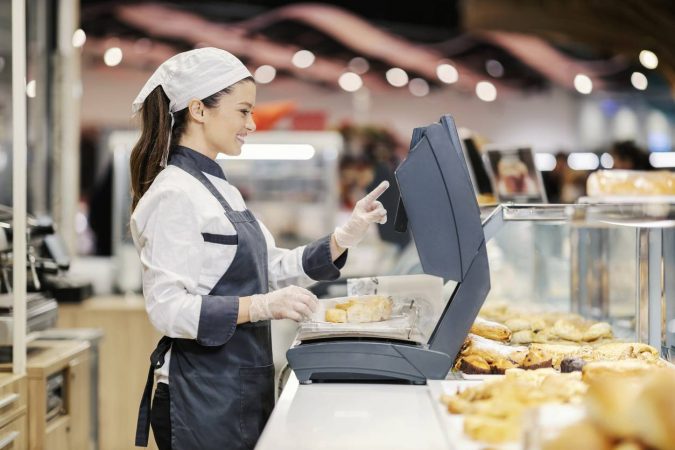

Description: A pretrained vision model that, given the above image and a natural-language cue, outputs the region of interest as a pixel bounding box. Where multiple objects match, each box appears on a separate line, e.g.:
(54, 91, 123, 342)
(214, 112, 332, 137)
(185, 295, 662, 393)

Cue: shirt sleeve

(259, 221, 348, 291)
(131, 187, 238, 346)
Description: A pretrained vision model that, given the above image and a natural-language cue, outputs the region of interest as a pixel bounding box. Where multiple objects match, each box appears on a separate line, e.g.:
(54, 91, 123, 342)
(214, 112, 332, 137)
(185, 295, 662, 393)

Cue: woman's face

(203, 80, 257, 156)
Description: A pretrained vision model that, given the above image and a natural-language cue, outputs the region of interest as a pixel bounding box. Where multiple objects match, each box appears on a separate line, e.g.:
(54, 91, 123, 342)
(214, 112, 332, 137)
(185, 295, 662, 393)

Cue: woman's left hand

(333, 181, 389, 248)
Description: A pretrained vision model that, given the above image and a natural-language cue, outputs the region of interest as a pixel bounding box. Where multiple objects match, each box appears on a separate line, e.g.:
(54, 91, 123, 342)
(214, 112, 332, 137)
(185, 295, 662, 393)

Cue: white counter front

(256, 374, 452, 450)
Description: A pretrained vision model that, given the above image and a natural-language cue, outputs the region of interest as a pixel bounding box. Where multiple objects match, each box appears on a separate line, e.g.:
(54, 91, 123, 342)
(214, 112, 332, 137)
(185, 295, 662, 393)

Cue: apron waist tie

(135, 336, 173, 447)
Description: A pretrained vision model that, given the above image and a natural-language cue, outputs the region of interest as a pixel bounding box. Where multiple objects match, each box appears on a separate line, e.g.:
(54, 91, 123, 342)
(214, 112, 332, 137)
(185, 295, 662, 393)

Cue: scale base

(286, 339, 453, 384)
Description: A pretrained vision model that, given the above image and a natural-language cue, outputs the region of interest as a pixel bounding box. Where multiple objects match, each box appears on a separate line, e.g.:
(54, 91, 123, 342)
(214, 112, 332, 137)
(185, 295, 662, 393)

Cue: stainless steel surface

(257, 374, 451, 450)
(0, 296, 58, 346)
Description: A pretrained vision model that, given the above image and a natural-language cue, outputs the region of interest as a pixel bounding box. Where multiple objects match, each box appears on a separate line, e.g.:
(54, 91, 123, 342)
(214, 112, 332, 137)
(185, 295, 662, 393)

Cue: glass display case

(479, 202, 674, 361)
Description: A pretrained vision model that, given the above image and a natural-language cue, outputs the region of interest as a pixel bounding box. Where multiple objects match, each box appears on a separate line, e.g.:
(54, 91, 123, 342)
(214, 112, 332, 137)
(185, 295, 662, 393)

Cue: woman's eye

(240, 109, 252, 116)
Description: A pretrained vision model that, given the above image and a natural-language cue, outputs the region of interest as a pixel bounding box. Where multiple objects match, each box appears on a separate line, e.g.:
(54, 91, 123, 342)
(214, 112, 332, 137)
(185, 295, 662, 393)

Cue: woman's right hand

(248, 286, 318, 322)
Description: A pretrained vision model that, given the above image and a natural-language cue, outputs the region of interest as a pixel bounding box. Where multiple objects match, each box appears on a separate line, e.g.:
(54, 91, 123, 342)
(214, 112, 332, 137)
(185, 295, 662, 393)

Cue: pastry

(511, 329, 534, 345)
(630, 369, 675, 450)
(441, 368, 587, 444)
(551, 319, 583, 342)
(521, 348, 553, 370)
(470, 317, 512, 342)
(528, 343, 592, 369)
(325, 308, 346, 323)
(582, 322, 613, 342)
(544, 368, 675, 450)
(325, 296, 393, 323)
(542, 419, 612, 450)
(463, 415, 520, 444)
(560, 357, 587, 373)
(459, 355, 492, 375)
(491, 357, 518, 374)
(591, 342, 659, 362)
(582, 359, 659, 383)
(456, 334, 527, 371)
(504, 317, 530, 332)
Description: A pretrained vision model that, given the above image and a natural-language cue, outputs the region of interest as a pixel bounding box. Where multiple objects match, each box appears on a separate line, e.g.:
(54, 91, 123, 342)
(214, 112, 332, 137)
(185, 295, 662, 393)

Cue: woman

(130, 48, 388, 450)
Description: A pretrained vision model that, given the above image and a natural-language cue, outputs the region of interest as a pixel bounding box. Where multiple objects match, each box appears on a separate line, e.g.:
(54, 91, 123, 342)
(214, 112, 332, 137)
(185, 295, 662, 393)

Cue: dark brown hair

(129, 77, 254, 210)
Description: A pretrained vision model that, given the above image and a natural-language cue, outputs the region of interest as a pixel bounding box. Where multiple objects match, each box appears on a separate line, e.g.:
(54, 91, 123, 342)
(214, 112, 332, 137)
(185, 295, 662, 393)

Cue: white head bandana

(131, 47, 252, 114)
(131, 47, 252, 167)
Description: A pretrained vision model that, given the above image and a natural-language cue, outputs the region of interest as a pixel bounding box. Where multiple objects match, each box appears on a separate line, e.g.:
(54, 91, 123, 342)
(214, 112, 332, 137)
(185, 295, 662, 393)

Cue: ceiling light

(386, 68, 408, 87)
(600, 153, 614, 169)
(574, 74, 592, 94)
(348, 57, 369, 74)
(72, 29, 86, 48)
(254, 65, 276, 84)
(338, 72, 363, 92)
(475, 81, 497, 102)
(26, 80, 36, 98)
(567, 152, 599, 170)
(485, 59, 504, 78)
(535, 153, 556, 171)
(292, 50, 315, 69)
(630, 72, 648, 90)
(649, 152, 675, 168)
(639, 50, 658, 69)
(408, 78, 429, 97)
(436, 63, 458, 84)
(103, 47, 123, 67)
(217, 144, 316, 160)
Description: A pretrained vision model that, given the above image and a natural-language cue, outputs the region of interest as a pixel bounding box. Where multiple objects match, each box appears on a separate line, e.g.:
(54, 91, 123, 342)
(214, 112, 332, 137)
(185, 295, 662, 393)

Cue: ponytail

(130, 86, 173, 211)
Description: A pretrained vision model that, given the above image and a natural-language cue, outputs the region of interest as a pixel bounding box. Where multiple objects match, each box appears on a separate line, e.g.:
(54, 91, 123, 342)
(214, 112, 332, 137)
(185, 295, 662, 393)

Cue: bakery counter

(256, 373, 452, 450)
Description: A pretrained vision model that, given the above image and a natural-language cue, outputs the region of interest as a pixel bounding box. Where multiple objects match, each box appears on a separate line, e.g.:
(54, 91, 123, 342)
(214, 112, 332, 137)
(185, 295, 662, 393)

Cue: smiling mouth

(236, 135, 246, 144)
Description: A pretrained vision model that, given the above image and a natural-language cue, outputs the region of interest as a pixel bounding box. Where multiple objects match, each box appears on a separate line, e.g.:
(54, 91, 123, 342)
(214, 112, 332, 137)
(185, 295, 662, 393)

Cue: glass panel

(26, 0, 53, 215)
(0, 2, 11, 206)
(0, 0, 53, 214)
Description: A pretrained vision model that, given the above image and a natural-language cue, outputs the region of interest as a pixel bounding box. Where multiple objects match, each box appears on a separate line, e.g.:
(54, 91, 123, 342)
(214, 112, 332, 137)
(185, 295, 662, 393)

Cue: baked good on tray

(453, 334, 527, 374)
(324, 295, 393, 323)
(440, 368, 587, 444)
(543, 368, 675, 450)
(476, 301, 614, 345)
(455, 334, 664, 374)
(469, 317, 511, 342)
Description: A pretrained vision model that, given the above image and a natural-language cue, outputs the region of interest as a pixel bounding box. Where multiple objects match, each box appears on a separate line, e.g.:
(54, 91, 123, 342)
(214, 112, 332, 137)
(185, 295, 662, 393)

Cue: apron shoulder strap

(170, 154, 235, 213)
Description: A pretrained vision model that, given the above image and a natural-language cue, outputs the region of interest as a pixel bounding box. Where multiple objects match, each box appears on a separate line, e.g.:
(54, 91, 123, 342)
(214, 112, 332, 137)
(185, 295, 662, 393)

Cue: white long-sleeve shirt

(130, 147, 345, 383)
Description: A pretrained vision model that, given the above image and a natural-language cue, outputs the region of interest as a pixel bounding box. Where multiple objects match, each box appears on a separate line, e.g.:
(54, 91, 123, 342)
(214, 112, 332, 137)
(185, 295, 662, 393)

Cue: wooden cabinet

(0, 340, 90, 450)
(58, 296, 162, 450)
(0, 413, 28, 450)
(0, 373, 28, 450)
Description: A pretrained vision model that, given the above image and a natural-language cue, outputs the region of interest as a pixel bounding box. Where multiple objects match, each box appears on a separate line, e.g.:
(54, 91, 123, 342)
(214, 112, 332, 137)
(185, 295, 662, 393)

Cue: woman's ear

(187, 99, 206, 123)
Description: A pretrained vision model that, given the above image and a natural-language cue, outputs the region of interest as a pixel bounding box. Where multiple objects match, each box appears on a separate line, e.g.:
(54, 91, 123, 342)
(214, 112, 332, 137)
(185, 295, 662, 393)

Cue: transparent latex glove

(249, 285, 318, 322)
(334, 181, 389, 248)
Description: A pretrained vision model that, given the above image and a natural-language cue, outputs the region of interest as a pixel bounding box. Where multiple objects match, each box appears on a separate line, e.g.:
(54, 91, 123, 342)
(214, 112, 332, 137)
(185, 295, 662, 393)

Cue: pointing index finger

(364, 181, 390, 203)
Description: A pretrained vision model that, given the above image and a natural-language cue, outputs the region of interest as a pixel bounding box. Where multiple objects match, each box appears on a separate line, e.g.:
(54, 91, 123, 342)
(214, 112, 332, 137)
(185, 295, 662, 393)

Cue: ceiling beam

(464, 0, 675, 95)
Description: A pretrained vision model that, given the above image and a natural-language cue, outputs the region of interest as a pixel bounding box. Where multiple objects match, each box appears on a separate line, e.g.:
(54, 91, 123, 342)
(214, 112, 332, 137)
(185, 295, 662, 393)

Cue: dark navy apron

(135, 150, 274, 450)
